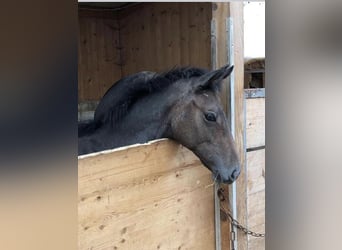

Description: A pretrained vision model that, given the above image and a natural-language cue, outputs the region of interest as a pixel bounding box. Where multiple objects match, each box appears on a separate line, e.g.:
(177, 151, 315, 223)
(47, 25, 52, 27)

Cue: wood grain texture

(211, 3, 233, 249)
(119, 2, 212, 77)
(78, 3, 212, 101)
(78, 139, 216, 250)
(212, 2, 230, 114)
(78, 9, 122, 101)
(246, 99, 265, 250)
(246, 98, 265, 149)
(229, 2, 248, 250)
(247, 190, 265, 250)
(246, 145, 265, 250)
(212, 3, 246, 250)
(247, 149, 265, 195)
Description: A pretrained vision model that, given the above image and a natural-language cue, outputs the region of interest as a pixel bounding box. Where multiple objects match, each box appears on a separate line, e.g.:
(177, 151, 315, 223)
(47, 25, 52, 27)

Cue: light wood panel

(246, 98, 265, 149)
(78, 10, 122, 101)
(119, 2, 212, 76)
(78, 139, 216, 250)
(78, 3, 213, 101)
(246, 96, 265, 250)
(212, 3, 230, 114)
(247, 149, 265, 195)
(246, 145, 265, 250)
(212, 3, 245, 249)
(229, 3, 248, 250)
(212, 3, 246, 250)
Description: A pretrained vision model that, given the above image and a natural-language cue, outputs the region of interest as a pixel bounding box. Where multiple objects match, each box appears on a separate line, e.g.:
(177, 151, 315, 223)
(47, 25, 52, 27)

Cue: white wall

(244, 2, 265, 59)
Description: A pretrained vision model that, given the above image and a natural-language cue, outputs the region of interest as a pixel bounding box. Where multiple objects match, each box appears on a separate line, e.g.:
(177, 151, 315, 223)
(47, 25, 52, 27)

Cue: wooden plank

(246, 98, 265, 149)
(247, 190, 265, 250)
(179, 3, 191, 66)
(212, 3, 245, 250)
(212, 2, 230, 114)
(245, 88, 265, 99)
(119, 3, 212, 77)
(78, 139, 216, 250)
(211, 3, 232, 249)
(78, 9, 117, 19)
(248, 236, 265, 250)
(228, 2, 248, 250)
(78, 3, 212, 99)
(247, 149, 265, 196)
(245, 95, 265, 250)
(78, 9, 122, 102)
(246, 149, 265, 250)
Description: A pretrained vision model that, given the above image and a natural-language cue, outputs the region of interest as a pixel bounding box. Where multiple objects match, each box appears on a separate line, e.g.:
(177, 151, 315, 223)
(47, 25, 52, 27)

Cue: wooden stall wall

(78, 4, 249, 249)
(118, 2, 212, 76)
(78, 3, 212, 102)
(78, 10, 122, 102)
(78, 140, 216, 250)
(245, 89, 265, 250)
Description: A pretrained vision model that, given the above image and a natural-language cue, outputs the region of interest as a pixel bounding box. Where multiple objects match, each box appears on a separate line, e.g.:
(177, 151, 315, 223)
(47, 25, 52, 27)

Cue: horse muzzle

(213, 166, 240, 184)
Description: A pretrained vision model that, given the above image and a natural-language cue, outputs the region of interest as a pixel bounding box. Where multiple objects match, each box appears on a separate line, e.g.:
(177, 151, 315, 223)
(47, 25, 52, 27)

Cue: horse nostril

(231, 169, 240, 180)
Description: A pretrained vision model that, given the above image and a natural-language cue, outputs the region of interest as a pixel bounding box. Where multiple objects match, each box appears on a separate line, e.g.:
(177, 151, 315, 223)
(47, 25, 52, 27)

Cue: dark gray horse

(79, 64, 240, 184)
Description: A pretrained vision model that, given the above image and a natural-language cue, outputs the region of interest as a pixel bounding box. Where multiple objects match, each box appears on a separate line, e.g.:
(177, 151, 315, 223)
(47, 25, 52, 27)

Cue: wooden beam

(244, 88, 265, 99)
(246, 98, 265, 149)
(212, 2, 230, 115)
(78, 9, 122, 102)
(119, 2, 212, 76)
(212, 2, 245, 250)
(78, 139, 216, 250)
(246, 149, 265, 250)
(229, 2, 247, 250)
(212, 3, 231, 250)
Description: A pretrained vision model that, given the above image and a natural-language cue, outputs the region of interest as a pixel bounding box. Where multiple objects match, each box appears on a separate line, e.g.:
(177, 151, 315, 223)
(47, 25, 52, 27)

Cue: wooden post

(212, 2, 246, 250)
(230, 2, 247, 250)
(245, 91, 265, 250)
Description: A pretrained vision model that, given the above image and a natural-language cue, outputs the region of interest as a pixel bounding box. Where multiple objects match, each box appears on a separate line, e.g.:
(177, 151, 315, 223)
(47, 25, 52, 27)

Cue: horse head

(167, 65, 240, 184)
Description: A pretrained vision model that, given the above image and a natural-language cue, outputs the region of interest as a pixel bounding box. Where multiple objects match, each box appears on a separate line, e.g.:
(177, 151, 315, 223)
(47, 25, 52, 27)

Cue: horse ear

(196, 65, 234, 91)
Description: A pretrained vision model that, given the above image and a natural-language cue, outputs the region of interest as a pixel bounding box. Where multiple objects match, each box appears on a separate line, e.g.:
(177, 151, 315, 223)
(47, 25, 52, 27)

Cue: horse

(78, 64, 240, 184)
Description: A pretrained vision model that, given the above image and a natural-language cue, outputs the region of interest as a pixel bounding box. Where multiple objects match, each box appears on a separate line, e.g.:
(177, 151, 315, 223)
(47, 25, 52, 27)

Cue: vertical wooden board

(247, 149, 265, 195)
(78, 140, 216, 250)
(211, 3, 229, 69)
(119, 3, 211, 77)
(247, 191, 265, 250)
(212, 3, 245, 249)
(211, 3, 232, 249)
(119, 3, 147, 74)
(79, 3, 212, 100)
(248, 237, 265, 250)
(229, 2, 248, 250)
(219, 185, 231, 250)
(78, 10, 122, 101)
(212, 2, 230, 113)
(246, 98, 265, 149)
(179, 3, 189, 65)
(246, 149, 265, 250)
(78, 16, 85, 101)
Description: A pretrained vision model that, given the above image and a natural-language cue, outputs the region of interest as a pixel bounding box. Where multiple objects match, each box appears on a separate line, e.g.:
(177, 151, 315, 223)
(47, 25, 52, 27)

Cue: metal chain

(218, 188, 265, 238)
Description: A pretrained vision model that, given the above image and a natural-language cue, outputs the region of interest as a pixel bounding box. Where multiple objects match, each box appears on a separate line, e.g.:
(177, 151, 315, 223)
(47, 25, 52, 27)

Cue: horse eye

(205, 112, 217, 122)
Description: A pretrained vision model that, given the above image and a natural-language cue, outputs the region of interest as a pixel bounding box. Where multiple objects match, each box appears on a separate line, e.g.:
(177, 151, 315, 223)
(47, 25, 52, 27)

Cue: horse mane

(161, 66, 208, 83)
(78, 120, 99, 137)
(92, 67, 209, 126)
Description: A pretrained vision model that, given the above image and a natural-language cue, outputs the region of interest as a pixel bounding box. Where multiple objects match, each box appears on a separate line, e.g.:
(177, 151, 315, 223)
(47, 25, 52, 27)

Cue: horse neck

(105, 89, 175, 146)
